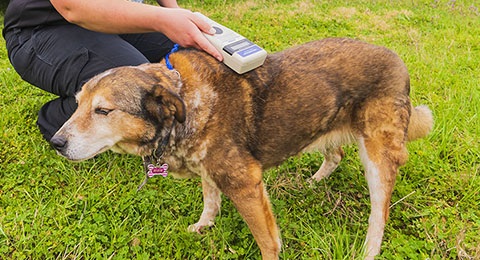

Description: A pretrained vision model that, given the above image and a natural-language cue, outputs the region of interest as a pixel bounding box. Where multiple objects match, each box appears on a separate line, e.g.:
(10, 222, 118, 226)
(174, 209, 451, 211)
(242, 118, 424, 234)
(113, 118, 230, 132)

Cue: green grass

(1, 0, 479, 259)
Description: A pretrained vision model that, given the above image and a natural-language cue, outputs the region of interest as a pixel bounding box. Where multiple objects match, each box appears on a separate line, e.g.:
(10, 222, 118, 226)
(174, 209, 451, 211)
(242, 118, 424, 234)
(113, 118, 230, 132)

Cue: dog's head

(50, 65, 185, 161)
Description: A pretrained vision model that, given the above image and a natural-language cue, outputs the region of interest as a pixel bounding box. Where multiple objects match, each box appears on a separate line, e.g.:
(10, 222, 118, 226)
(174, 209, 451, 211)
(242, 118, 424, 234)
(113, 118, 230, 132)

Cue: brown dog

(50, 38, 433, 259)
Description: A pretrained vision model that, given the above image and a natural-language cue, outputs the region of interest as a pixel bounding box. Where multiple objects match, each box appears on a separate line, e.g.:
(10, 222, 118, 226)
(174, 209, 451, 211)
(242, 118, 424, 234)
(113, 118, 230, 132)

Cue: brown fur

(51, 38, 433, 259)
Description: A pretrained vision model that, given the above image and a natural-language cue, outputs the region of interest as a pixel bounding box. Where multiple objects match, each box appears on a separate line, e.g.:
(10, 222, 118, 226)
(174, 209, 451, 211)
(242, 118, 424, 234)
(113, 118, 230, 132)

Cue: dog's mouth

(50, 135, 113, 161)
(54, 145, 110, 162)
(60, 145, 111, 162)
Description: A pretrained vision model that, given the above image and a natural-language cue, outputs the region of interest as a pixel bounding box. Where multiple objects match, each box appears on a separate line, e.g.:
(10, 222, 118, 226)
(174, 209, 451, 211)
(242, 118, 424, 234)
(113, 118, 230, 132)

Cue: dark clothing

(3, 0, 67, 32)
(3, 0, 174, 141)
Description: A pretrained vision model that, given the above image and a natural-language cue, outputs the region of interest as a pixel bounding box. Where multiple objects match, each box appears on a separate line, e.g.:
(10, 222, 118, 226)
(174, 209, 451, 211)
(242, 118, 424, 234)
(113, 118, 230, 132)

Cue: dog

(50, 38, 433, 259)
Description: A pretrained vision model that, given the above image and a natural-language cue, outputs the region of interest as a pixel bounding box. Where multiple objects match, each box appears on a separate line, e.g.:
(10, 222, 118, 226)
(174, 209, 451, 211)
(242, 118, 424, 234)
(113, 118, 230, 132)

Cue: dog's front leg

(188, 177, 222, 233)
(219, 160, 281, 260)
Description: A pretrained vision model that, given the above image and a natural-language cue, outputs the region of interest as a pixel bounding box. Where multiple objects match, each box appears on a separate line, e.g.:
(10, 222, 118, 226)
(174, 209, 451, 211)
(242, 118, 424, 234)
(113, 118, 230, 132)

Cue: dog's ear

(151, 84, 186, 123)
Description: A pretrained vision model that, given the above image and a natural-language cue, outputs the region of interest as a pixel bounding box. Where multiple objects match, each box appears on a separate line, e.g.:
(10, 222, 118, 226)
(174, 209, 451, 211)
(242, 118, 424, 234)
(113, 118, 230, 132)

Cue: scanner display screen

(223, 39, 254, 55)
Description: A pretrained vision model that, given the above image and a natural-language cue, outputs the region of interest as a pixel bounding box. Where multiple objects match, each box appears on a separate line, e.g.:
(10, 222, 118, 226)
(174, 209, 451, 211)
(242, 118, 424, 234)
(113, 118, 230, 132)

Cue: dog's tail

(407, 105, 433, 141)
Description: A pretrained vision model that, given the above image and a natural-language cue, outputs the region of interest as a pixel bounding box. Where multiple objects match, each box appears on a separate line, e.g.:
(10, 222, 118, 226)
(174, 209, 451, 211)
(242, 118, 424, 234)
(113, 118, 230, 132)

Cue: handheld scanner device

(195, 12, 268, 74)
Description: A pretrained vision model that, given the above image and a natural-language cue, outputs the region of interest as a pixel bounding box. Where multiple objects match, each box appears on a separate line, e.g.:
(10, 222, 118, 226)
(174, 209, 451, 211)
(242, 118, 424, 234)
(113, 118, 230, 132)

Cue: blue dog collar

(165, 44, 180, 70)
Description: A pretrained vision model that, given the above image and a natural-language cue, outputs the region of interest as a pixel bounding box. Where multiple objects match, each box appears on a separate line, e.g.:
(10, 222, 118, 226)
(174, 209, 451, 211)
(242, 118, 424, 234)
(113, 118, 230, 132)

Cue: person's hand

(159, 8, 223, 61)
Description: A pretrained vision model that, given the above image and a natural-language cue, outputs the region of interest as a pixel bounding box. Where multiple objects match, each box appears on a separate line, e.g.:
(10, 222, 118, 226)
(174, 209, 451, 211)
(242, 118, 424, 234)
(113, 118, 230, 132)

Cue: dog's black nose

(50, 135, 68, 151)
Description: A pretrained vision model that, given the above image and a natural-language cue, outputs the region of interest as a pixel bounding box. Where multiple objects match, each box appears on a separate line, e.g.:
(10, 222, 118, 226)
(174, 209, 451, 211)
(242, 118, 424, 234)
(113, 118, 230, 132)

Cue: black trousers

(4, 24, 174, 141)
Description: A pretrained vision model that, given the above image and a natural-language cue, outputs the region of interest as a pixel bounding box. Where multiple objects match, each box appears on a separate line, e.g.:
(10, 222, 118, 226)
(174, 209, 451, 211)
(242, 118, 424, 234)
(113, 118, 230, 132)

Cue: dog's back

(247, 38, 423, 168)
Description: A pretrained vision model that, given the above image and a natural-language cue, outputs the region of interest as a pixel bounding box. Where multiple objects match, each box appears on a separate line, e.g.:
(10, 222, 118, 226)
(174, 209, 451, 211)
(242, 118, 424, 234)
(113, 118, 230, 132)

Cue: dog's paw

(308, 175, 325, 184)
(310, 170, 331, 182)
(187, 221, 215, 234)
(307, 175, 328, 188)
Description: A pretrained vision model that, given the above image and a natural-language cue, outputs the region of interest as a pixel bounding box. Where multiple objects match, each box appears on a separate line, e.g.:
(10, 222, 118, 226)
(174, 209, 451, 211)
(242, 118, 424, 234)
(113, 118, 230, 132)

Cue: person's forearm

(50, 0, 170, 34)
(50, 0, 224, 61)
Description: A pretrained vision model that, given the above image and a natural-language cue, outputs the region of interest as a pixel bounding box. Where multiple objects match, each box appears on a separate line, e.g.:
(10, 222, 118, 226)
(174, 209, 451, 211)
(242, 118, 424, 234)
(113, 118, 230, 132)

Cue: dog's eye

(95, 108, 113, 116)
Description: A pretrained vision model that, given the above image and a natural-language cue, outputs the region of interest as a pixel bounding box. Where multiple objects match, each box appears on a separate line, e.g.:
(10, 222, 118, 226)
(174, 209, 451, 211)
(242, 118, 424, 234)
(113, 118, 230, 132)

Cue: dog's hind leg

(356, 97, 410, 259)
(311, 146, 345, 181)
(188, 178, 222, 233)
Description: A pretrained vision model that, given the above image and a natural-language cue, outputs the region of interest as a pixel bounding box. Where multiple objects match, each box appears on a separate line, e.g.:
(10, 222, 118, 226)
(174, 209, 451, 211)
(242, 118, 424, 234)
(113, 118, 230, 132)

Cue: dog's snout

(50, 135, 68, 151)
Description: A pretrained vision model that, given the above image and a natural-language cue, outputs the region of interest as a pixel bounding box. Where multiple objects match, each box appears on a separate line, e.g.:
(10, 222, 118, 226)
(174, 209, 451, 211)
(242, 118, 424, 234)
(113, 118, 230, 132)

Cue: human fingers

(191, 31, 223, 61)
(188, 14, 223, 61)
(189, 12, 216, 35)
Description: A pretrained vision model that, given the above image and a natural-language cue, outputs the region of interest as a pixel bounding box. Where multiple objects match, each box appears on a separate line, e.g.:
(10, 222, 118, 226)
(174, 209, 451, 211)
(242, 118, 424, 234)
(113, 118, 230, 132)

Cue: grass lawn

(1, 0, 479, 259)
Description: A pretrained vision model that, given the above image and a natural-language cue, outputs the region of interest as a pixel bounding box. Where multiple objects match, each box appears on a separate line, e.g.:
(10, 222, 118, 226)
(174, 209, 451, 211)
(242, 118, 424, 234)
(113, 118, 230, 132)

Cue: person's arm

(50, 0, 222, 60)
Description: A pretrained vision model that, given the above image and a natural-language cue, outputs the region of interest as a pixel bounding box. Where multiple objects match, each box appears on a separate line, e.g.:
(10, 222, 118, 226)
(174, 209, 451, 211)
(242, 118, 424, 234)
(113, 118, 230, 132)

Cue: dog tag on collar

(147, 163, 168, 178)
(137, 163, 169, 190)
